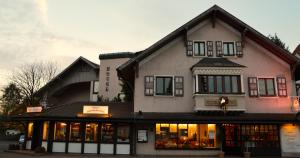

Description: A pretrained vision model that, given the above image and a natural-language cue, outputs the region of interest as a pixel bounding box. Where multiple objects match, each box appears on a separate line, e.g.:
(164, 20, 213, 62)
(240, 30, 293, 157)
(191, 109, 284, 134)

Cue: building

(12, 5, 300, 157)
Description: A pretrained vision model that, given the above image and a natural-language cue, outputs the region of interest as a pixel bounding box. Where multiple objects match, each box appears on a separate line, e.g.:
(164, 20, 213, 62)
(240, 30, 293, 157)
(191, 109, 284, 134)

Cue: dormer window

(223, 42, 235, 56)
(194, 41, 205, 56)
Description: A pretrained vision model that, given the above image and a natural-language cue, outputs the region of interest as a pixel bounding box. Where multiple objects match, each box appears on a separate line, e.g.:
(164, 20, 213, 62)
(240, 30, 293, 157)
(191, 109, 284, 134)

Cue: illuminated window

(42, 121, 49, 140)
(101, 123, 114, 143)
(85, 123, 98, 142)
(155, 123, 217, 149)
(199, 124, 216, 148)
(27, 122, 33, 139)
(117, 124, 130, 143)
(54, 122, 67, 141)
(69, 123, 81, 142)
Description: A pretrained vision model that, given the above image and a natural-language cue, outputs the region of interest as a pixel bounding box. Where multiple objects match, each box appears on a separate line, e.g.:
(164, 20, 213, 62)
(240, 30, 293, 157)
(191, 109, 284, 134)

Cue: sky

(0, 0, 300, 91)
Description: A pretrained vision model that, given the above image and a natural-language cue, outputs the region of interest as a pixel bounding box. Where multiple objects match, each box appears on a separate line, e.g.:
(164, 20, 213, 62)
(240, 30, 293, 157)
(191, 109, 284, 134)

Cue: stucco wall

(99, 58, 130, 101)
(134, 19, 293, 113)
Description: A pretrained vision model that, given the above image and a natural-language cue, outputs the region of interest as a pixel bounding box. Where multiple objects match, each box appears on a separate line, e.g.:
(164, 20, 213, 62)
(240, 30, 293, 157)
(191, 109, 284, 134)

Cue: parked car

(19, 134, 25, 144)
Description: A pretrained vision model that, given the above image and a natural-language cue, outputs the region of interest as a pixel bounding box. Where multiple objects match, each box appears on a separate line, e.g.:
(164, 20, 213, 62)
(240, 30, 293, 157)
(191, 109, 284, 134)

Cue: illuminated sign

(291, 96, 300, 111)
(83, 105, 108, 114)
(26, 106, 43, 113)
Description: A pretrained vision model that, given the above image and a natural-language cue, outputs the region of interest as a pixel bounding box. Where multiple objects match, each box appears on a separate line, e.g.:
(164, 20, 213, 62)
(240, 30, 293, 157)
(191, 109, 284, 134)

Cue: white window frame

(154, 75, 174, 97)
(222, 41, 236, 56)
(193, 40, 206, 57)
(256, 77, 278, 98)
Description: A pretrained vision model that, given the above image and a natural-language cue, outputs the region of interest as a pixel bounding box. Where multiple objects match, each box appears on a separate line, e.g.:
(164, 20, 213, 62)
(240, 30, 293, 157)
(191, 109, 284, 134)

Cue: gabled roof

(36, 56, 99, 95)
(118, 5, 300, 77)
(191, 58, 246, 69)
(293, 44, 300, 55)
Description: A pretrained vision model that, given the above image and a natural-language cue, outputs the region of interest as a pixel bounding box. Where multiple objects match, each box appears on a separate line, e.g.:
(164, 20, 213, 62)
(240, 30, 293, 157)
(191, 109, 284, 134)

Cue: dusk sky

(0, 0, 299, 90)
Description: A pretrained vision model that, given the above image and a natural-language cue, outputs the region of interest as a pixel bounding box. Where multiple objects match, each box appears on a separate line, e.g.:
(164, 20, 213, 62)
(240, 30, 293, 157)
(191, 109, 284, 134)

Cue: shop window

(101, 123, 114, 143)
(240, 124, 279, 149)
(155, 123, 217, 149)
(117, 124, 130, 143)
(85, 123, 98, 142)
(199, 124, 216, 148)
(27, 122, 33, 140)
(156, 124, 177, 149)
(69, 123, 81, 142)
(54, 122, 67, 141)
(42, 121, 49, 140)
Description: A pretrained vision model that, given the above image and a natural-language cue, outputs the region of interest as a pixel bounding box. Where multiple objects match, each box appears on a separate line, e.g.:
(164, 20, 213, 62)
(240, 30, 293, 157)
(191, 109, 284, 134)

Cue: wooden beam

(241, 28, 248, 48)
(211, 10, 216, 28)
(183, 27, 188, 47)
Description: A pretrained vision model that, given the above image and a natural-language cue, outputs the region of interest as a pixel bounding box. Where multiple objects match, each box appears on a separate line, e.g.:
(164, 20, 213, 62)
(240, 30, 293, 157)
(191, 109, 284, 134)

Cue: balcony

(193, 94, 246, 114)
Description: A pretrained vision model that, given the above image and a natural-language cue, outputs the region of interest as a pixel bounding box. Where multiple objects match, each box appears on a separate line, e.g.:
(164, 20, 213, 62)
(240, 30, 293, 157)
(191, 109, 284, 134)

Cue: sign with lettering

(26, 106, 43, 113)
(83, 105, 108, 114)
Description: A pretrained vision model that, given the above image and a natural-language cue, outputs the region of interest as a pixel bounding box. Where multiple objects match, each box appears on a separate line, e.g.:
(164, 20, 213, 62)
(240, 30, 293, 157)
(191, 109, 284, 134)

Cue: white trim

(240, 74, 245, 93)
(153, 75, 175, 97)
(195, 75, 199, 93)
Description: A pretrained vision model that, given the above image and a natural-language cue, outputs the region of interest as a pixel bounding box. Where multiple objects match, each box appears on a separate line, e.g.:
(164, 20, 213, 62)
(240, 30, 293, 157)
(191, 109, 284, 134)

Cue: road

(0, 140, 16, 151)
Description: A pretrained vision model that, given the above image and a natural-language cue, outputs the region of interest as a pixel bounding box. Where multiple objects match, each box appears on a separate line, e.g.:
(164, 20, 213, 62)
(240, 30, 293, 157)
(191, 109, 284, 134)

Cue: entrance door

(222, 124, 241, 155)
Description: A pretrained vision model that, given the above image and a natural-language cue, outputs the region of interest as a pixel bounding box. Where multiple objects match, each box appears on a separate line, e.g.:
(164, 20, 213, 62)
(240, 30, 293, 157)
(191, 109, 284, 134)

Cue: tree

(11, 62, 58, 107)
(268, 33, 290, 51)
(120, 80, 133, 102)
(0, 83, 22, 116)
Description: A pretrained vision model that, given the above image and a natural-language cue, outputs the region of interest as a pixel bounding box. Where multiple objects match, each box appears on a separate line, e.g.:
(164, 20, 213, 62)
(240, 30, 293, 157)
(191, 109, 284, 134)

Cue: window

(85, 123, 98, 142)
(194, 42, 205, 56)
(93, 81, 99, 94)
(197, 75, 241, 94)
(54, 122, 67, 141)
(223, 42, 235, 56)
(155, 123, 217, 149)
(27, 122, 33, 139)
(69, 123, 81, 142)
(42, 121, 49, 140)
(258, 78, 275, 96)
(101, 123, 114, 143)
(241, 125, 279, 148)
(155, 76, 173, 96)
(117, 124, 130, 143)
(277, 77, 287, 97)
(248, 77, 258, 97)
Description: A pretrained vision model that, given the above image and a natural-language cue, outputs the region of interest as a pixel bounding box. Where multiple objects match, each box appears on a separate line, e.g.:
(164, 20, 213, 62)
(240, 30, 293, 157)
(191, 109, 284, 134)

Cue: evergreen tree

(268, 33, 290, 51)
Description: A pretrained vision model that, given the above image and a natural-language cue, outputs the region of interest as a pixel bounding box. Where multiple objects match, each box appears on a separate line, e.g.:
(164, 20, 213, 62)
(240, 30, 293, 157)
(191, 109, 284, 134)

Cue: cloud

(0, 0, 102, 90)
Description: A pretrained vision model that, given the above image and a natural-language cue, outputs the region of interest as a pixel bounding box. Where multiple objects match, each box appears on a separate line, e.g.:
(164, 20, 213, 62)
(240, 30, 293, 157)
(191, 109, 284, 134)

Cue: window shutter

(174, 76, 184, 96)
(207, 41, 213, 57)
(144, 76, 154, 96)
(186, 40, 193, 56)
(248, 77, 258, 97)
(216, 41, 223, 57)
(277, 77, 287, 97)
(236, 41, 243, 57)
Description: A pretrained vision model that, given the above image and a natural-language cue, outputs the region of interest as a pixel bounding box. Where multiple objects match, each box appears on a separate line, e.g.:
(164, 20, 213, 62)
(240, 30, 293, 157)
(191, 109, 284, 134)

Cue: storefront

(13, 104, 300, 156)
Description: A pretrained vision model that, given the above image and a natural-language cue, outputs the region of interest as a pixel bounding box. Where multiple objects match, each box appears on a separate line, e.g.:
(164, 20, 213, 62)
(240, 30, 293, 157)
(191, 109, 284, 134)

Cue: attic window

(223, 42, 235, 56)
